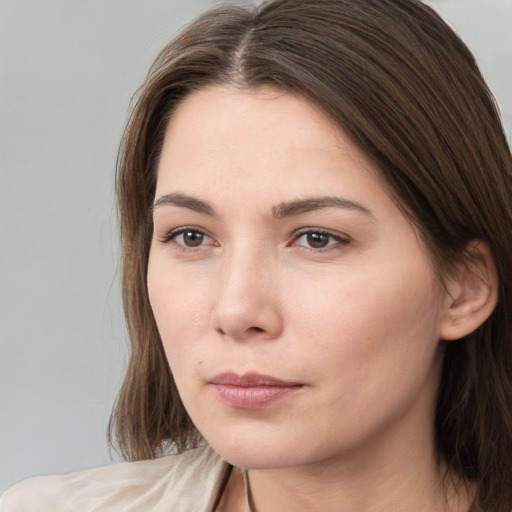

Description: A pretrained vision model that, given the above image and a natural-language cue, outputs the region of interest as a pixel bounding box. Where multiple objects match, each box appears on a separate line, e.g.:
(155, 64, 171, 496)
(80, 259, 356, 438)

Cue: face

(148, 85, 452, 471)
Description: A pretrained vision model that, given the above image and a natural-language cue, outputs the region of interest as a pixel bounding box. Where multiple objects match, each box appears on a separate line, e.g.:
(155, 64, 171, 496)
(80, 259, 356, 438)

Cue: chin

(202, 427, 313, 470)
(215, 446, 299, 470)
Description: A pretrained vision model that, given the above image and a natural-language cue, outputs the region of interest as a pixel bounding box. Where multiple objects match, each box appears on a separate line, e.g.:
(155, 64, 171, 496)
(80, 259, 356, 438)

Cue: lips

(209, 372, 303, 410)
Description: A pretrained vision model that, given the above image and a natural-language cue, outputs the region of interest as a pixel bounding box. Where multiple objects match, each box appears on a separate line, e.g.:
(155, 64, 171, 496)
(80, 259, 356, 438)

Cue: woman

(2, 0, 511, 510)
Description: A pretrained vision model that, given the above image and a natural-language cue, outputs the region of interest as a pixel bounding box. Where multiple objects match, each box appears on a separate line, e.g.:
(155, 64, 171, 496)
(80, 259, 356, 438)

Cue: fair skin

(147, 85, 493, 511)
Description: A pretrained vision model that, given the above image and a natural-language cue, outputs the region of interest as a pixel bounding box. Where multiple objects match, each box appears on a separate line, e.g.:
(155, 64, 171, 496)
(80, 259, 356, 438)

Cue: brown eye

(306, 232, 330, 248)
(293, 230, 349, 251)
(181, 231, 205, 247)
(164, 228, 214, 248)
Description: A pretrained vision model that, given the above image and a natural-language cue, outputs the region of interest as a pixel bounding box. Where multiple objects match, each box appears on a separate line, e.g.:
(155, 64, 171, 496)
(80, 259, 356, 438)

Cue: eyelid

(159, 226, 216, 246)
(293, 227, 350, 240)
(290, 227, 351, 250)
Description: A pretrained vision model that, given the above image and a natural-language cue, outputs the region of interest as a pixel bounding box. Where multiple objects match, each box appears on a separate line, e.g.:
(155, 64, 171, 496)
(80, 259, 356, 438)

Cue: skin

(147, 85, 474, 511)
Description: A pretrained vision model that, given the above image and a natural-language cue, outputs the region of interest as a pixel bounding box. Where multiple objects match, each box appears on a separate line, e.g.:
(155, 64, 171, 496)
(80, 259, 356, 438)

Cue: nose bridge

(212, 238, 282, 340)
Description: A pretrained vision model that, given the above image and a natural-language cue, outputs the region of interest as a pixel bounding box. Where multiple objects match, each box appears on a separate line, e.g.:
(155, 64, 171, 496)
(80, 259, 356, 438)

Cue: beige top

(0, 445, 229, 512)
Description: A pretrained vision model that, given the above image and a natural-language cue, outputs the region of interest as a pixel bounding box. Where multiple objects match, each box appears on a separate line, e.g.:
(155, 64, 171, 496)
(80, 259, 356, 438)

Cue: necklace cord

(245, 470, 256, 512)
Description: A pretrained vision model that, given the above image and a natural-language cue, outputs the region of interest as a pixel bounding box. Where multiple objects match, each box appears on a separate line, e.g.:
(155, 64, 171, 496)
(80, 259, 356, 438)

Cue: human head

(110, 0, 512, 508)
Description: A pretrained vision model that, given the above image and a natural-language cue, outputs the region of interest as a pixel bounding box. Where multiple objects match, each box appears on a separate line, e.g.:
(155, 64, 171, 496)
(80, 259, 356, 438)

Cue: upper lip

(209, 372, 302, 387)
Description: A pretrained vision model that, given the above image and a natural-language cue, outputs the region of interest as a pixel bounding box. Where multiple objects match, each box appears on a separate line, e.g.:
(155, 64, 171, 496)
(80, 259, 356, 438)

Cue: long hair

(110, 1, 512, 509)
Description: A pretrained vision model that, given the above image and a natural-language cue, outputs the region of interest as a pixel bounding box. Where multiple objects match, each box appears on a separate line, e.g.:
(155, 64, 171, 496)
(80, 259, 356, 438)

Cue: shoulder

(0, 445, 227, 512)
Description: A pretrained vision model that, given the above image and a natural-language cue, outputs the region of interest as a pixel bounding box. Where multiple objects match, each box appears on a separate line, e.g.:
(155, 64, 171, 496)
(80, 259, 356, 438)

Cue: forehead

(163, 85, 344, 156)
(156, 85, 383, 200)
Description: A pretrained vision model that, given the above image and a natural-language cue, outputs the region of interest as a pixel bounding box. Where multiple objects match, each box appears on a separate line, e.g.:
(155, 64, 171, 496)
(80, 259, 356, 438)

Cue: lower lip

(211, 384, 302, 410)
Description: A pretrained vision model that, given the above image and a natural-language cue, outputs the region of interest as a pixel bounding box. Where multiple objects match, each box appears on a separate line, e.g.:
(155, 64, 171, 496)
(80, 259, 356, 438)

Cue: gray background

(1, 0, 510, 492)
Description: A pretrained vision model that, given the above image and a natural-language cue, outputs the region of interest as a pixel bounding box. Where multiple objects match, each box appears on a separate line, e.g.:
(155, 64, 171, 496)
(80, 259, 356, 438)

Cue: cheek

(282, 271, 444, 442)
(147, 258, 213, 364)
(286, 261, 444, 378)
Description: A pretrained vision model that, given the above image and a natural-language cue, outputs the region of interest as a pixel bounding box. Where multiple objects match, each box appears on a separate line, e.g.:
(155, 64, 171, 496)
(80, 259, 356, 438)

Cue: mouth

(209, 372, 304, 410)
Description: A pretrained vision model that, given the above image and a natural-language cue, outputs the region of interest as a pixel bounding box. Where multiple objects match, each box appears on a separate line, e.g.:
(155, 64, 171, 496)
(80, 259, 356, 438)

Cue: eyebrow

(271, 196, 373, 218)
(152, 192, 216, 216)
(151, 192, 373, 219)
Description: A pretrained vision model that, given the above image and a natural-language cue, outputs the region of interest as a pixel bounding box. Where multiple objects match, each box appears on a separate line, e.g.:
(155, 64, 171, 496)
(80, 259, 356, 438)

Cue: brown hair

(110, 0, 512, 508)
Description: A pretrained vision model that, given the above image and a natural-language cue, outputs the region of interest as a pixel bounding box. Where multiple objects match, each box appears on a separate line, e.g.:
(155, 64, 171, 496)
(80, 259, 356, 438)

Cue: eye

(162, 227, 215, 248)
(292, 229, 349, 250)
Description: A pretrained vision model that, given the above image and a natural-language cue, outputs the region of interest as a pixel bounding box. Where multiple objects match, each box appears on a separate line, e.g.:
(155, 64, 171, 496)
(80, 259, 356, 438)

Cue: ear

(440, 240, 499, 341)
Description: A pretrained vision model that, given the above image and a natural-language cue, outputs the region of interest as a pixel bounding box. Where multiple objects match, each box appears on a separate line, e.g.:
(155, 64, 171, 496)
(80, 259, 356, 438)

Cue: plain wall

(1, 0, 510, 492)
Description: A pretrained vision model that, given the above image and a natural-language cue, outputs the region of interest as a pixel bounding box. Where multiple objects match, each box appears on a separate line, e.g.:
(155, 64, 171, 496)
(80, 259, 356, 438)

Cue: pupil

(184, 231, 204, 247)
(307, 232, 328, 248)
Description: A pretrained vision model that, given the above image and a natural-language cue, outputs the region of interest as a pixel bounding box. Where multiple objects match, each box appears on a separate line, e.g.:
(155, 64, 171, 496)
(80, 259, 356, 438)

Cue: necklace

(245, 470, 256, 512)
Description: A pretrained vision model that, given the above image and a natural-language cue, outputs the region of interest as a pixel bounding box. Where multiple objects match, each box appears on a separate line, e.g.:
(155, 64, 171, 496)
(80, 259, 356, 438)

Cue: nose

(211, 247, 283, 342)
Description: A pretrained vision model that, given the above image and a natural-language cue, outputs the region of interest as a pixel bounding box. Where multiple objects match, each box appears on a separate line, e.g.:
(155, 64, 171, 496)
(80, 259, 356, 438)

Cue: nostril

(216, 325, 264, 336)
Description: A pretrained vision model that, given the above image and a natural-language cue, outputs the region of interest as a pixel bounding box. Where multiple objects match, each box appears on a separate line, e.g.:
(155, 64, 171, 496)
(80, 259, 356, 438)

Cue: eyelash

(291, 229, 350, 251)
(160, 226, 216, 250)
(159, 227, 350, 252)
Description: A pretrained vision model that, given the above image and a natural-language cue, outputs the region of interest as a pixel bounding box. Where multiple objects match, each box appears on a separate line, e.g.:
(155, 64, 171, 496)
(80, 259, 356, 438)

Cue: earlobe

(440, 240, 499, 341)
